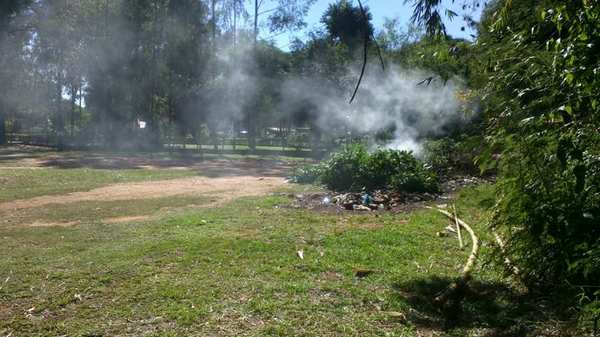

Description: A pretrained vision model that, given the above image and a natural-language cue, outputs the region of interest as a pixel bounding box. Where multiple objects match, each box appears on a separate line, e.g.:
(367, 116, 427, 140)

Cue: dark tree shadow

(1, 145, 294, 177)
(0, 145, 55, 163)
(390, 276, 580, 337)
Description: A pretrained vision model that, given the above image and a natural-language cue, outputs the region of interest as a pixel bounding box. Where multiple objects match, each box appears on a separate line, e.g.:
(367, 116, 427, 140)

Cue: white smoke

(279, 65, 466, 154)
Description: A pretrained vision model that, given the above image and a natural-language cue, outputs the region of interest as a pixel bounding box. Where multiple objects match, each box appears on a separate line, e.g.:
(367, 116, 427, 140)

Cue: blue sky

(260, 0, 483, 50)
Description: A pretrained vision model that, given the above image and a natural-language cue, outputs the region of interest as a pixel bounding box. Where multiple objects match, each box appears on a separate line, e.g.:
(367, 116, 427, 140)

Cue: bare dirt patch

(0, 146, 294, 227)
(103, 215, 152, 224)
(27, 221, 81, 228)
(0, 175, 287, 214)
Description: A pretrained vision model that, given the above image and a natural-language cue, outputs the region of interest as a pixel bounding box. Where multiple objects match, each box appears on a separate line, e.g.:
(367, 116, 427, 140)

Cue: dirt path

(0, 146, 298, 227)
(0, 176, 287, 214)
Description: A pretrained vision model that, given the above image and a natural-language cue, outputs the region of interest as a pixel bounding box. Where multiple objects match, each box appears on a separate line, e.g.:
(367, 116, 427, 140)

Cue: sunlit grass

(0, 182, 505, 336)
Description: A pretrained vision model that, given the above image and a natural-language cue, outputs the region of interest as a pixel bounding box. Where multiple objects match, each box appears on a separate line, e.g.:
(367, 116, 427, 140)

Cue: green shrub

(477, 0, 600, 311)
(319, 143, 370, 191)
(422, 139, 455, 175)
(293, 144, 439, 193)
(422, 136, 482, 176)
(366, 149, 438, 193)
(489, 130, 600, 288)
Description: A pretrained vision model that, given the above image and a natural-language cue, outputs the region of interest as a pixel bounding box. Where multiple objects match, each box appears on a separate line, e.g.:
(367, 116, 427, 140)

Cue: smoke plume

(279, 65, 466, 154)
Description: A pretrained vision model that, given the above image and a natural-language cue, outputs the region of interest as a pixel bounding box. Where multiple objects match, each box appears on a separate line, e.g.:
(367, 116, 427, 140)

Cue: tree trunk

(211, 0, 218, 151)
(232, 120, 237, 150)
(247, 0, 259, 151)
(78, 83, 83, 135)
(233, 0, 237, 47)
(211, 0, 216, 44)
(311, 124, 322, 159)
(70, 83, 76, 137)
(56, 68, 65, 150)
(231, 1, 238, 151)
(0, 101, 6, 145)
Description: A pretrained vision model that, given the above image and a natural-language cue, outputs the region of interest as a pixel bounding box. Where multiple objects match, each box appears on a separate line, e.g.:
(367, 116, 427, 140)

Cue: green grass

(0, 147, 585, 336)
(0, 181, 514, 337)
(0, 168, 196, 202)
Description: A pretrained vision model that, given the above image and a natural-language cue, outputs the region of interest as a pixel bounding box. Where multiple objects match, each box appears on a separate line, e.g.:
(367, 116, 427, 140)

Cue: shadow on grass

(0, 145, 294, 177)
(36, 154, 293, 177)
(390, 276, 579, 337)
(0, 145, 54, 164)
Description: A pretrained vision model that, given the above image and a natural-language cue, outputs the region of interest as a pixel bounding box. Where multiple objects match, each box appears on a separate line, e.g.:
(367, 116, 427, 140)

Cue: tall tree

(0, 0, 32, 145)
(321, 0, 374, 52)
(246, 0, 315, 150)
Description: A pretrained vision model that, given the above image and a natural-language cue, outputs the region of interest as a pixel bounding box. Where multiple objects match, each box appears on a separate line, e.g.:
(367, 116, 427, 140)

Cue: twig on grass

(452, 204, 464, 249)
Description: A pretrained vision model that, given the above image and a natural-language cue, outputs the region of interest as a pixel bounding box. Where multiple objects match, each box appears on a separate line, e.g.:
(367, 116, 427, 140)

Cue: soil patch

(0, 176, 287, 227)
(0, 175, 286, 212)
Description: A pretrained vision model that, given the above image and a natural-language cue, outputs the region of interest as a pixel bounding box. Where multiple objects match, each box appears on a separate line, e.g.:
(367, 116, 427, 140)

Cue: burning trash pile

(288, 145, 487, 212)
(331, 190, 438, 211)
(292, 190, 437, 212)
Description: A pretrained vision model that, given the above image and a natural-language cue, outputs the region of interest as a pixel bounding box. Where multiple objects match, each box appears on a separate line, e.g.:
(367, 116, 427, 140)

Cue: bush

(365, 149, 438, 193)
(478, 0, 600, 315)
(489, 130, 600, 288)
(320, 143, 370, 191)
(291, 144, 439, 193)
(422, 136, 482, 176)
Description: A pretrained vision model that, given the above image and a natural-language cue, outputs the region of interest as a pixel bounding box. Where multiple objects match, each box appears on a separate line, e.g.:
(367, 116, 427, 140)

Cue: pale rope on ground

(426, 206, 480, 305)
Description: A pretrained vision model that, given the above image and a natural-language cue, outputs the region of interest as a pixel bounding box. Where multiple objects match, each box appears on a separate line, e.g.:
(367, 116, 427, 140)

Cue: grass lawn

(0, 146, 307, 203)
(0, 146, 581, 336)
(1, 178, 540, 337)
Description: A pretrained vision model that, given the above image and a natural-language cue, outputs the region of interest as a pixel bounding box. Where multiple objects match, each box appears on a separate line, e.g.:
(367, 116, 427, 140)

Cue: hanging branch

(349, 0, 385, 104)
(349, 0, 369, 104)
(372, 34, 386, 72)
